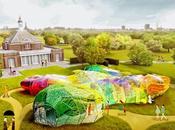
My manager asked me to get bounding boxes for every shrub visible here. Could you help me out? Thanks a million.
[70,57,80,64]
[97,60,109,67]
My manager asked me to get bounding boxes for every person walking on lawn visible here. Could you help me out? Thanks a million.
[155,104,161,120]
[161,104,168,120]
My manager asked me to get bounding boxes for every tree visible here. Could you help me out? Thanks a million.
[145,39,162,52]
[161,36,175,52]
[128,43,153,66]
[0,32,10,39]
[69,33,86,63]
[96,33,112,53]
[142,33,154,42]
[130,32,143,39]
[69,33,85,54]
[172,49,175,62]
[111,34,133,50]
[43,32,58,46]
[84,37,107,64]
[0,53,3,69]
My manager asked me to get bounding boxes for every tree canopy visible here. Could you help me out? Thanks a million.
[84,37,107,64]
[43,32,60,46]
[128,43,153,66]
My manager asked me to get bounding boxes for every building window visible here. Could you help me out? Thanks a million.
[22,56,28,66]
[25,43,31,49]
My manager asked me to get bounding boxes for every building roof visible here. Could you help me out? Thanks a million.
[5,30,42,44]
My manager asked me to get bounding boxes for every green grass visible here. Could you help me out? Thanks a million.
[20,66,72,77]
[20,111,131,130]
[147,122,175,130]
[108,49,173,61]
[0,76,25,95]
[107,50,130,60]
[152,51,173,61]
[110,87,175,115]
[0,100,13,130]
[11,91,34,107]
[55,45,75,60]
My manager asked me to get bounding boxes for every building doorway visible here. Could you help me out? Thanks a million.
[3,110,15,130]
[56,54,60,62]
[8,58,15,68]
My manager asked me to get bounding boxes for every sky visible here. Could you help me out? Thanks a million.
[0,0,175,29]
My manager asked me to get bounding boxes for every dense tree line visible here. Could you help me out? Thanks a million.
[2,30,175,66]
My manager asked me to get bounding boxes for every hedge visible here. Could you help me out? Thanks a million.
[105,58,119,65]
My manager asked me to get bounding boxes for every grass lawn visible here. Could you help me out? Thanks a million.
[147,122,175,130]
[55,45,75,60]
[152,51,173,61]
[11,91,34,107]
[107,50,130,61]
[0,76,24,95]
[110,87,175,115]
[20,66,72,77]
[0,100,13,130]
[20,111,131,130]
[108,50,173,61]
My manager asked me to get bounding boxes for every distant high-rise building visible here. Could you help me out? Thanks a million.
[121,25,126,30]
[144,24,150,30]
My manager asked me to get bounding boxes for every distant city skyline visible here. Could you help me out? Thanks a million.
[1,0,175,29]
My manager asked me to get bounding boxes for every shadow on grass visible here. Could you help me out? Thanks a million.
[20,110,132,130]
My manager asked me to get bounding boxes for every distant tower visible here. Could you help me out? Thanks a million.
[18,16,23,30]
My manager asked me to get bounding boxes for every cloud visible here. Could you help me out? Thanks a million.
[0,0,175,29]
[158,9,175,28]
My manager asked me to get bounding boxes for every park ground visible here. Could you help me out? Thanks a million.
[0,45,175,130]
